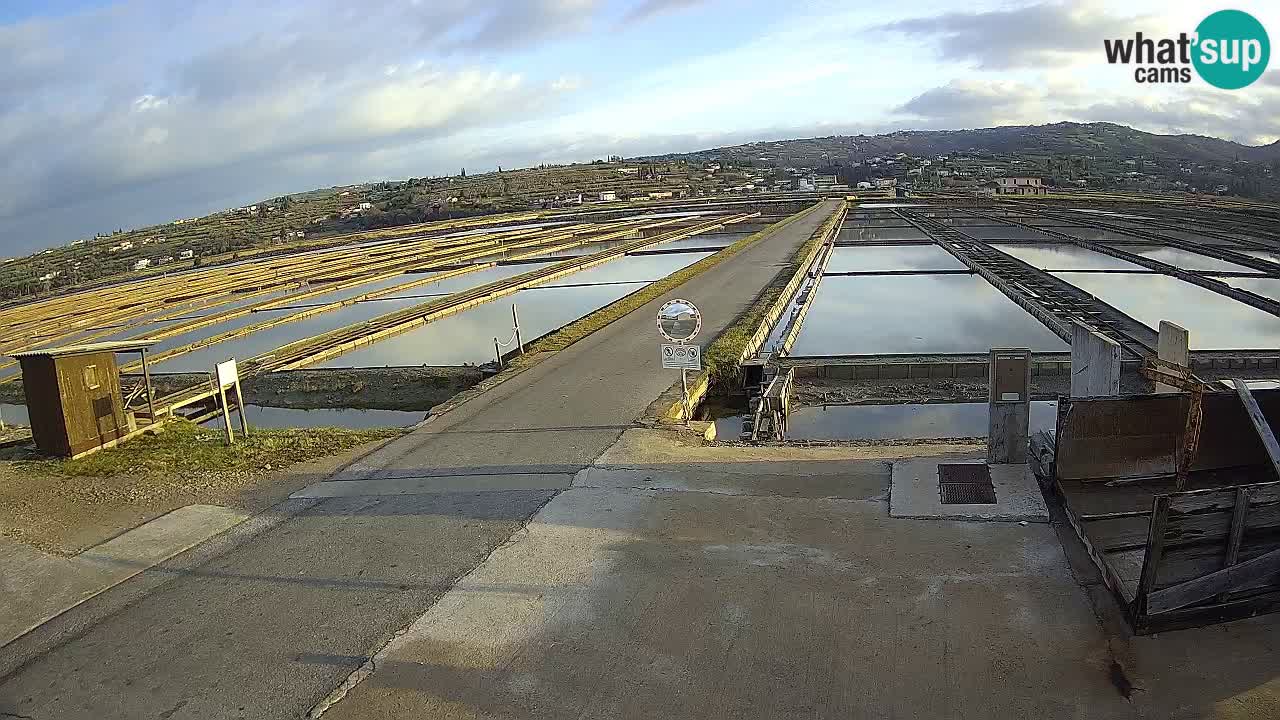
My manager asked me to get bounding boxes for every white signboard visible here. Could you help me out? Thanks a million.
[215,358,239,389]
[661,343,701,371]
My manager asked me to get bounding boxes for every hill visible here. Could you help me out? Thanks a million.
[639,122,1280,167]
[637,121,1280,198]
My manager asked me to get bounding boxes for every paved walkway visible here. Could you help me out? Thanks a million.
[0,200,840,720]
[324,429,1280,720]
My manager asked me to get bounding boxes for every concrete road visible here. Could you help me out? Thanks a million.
[323,430,1280,720]
[341,199,838,478]
[0,201,839,720]
[323,450,1125,719]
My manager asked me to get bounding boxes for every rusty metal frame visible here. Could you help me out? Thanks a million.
[1139,356,1211,491]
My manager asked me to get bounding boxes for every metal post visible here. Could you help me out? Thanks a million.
[208,373,233,444]
[680,368,689,424]
[140,348,157,423]
[494,338,504,369]
[233,379,250,437]
[512,303,524,354]
[219,383,235,444]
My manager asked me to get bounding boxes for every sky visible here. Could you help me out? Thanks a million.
[2,0,1279,255]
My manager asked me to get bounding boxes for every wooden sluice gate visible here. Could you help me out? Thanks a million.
[1037,357,1280,633]
[742,368,793,442]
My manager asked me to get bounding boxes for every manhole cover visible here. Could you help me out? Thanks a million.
[938,463,997,505]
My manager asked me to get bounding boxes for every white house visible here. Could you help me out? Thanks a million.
[133,258,151,270]
[994,177,1047,195]
[599,190,617,202]
[178,249,195,260]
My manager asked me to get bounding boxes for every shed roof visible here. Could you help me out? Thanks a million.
[9,340,159,360]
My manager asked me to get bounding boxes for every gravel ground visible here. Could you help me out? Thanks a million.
[0,423,401,555]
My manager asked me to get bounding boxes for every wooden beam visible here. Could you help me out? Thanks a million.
[1224,487,1250,568]
[1232,378,1280,480]
[1148,545,1280,614]
[1135,495,1171,617]
[1218,486,1251,603]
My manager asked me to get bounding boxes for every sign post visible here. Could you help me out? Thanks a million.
[214,359,249,444]
[513,303,524,355]
[657,299,703,423]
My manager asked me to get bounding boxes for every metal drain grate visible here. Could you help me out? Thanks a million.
[938,463,997,505]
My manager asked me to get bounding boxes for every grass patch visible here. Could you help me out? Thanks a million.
[520,204,818,362]
[12,420,402,479]
[0,420,405,553]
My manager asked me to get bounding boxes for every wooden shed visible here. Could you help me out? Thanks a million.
[10,340,158,458]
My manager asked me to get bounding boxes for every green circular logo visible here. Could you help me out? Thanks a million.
[1193,10,1270,89]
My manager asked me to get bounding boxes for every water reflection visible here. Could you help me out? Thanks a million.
[643,236,734,251]
[1107,245,1263,274]
[962,226,1057,241]
[1240,249,1280,265]
[1054,272,1280,350]
[989,243,1143,271]
[1048,227,1131,242]
[837,227,929,242]
[1222,277,1280,304]
[1152,229,1244,247]
[319,252,713,367]
[0,403,28,426]
[151,265,529,372]
[791,274,1067,355]
[825,245,964,273]
[785,401,1059,441]
[1067,208,1151,220]
[519,240,630,261]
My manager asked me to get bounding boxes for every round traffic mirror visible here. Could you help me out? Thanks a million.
[657,298,701,342]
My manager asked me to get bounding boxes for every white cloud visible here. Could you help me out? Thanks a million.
[878,1,1161,69]
[895,74,1280,145]
[2,0,1277,255]
[895,79,1047,128]
[550,75,583,92]
[621,0,704,24]
[0,0,597,251]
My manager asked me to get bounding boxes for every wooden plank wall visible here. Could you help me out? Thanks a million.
[1138,483,1280,617]
[1056,392,1280,481]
